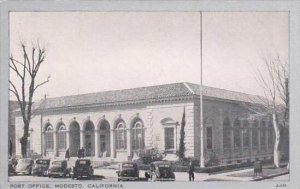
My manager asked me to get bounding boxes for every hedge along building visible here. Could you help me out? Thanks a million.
[14,82,275,165]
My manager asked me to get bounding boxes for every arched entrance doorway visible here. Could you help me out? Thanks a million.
[69,121,80,157]
[84,121,95,157]
[98,120,111,157]
[44,123,54,156]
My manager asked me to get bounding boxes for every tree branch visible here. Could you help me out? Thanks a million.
[34,76,50,92]
[9,57,25,78]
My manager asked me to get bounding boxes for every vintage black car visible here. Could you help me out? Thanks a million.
[32,159,50,176]
[147,161,175,181]
[72,159,94,179]
[14,158,34,175]
[116,162,139,181]
[8,158,17,176]
[48,160,71,178]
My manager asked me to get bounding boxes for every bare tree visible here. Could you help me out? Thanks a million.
[9,42,50,158]
[247,54,288,167]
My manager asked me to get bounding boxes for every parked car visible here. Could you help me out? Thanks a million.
[8,158,17,176]
[116,162,139,181]
[48,160,71,178]
[32,159,50,176]
[147,161,175,181]
[14,158,34,175]
[72,159,94,179]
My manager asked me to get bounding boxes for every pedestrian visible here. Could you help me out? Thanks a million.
[188,159,195,181]
[254,160,262,177]
[81,147,85,158]
[65,148,70,160]
[145,171,150,181]
[77,148,81,158]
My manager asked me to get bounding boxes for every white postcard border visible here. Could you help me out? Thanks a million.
[1,1,299,189]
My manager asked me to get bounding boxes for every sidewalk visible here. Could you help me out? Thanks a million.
[221,166,289,181]
[94,166,289,182]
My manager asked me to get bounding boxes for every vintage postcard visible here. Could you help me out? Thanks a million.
[0,1,299,189]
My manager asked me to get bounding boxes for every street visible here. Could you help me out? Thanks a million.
[9,168,290,182]
[269,174,289,181]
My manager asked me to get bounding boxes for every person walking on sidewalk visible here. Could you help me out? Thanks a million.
[188,160,195,181]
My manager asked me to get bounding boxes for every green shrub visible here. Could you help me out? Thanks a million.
[205,151,220,167]
[139,148,164,164]
[174,157,200,167]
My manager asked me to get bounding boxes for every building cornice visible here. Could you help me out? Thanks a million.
[24,95,196,115]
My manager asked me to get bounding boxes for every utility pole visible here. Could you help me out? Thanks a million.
[199,11,205,168]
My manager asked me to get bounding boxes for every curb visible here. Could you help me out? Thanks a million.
[251,171,289,181]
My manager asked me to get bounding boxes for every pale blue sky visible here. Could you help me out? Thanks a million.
[9,12,288,100]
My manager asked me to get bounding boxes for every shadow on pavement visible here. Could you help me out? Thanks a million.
[73,175,106,180]
[203,178,229,181]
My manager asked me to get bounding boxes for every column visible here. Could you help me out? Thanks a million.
[249,121,253,158]
[241,124,244,155]
[66,131,70,151]
[95,130,99,158]
[219,110,223,155]
[53,132,57,157]
[175,124,178,152]
[80,130,84,148]
[258,122,261,153]
[110,129,115,158]
[231,122,234,155]
[265,127,270,152]
[127,128,132,158]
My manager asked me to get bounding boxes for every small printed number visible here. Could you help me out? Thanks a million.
[276,184,287,188]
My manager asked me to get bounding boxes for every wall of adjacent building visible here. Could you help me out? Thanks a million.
[201,97,274,165]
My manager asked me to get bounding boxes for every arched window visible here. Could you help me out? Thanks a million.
[242,120,250,147]
[233,119,241,148]
[252,120,259,148]
[132,121,145,151]
[115,121,127,150]
[98,120,111,157]
[45,125,54,150]
[69,121,80,157]
[57,124,66,150]
[223,117,231,150]
[85,123,94,132]
[260,121,266,147]
[84,121,95,157]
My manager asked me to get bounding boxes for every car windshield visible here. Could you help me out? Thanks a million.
[122,163,134,168]
[158,164,170,168]
[76,160,90,165]
[52,161,63,166]
[18,159,31,164]
[36,160,49,165]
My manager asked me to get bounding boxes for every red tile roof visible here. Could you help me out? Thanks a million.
[31,82,264,110]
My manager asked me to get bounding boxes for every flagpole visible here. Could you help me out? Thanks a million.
[200,11,205,168]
